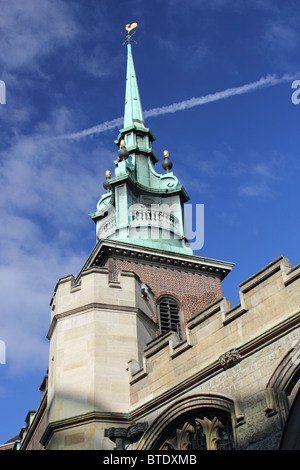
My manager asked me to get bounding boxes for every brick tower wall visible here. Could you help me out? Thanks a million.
[105,257,223,330]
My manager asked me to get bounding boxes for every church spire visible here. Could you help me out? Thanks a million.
[124,42,145,129]
[90,25,193,256]
[115,24,157,163]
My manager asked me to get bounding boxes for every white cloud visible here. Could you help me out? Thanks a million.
[238,158,281,198]
[154,34,209,71]
[0,0,79,72]
[0,0,125,86]
[0,240,86,374]
[264,21,299,50]
[183,146,283,200]
[1,114,91,218]
[154,36,178,55]
[238,183,271,198]
[143,74,296,117]
[195,150,230,178]
[75,42,124,79]
[52,72,298,141]
[50,117,124,141]
[252,163,277,179]
[0,104,115,374]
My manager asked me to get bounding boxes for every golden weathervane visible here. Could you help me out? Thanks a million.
[122,22,138,45]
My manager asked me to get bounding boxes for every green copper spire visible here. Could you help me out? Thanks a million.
[90,26,193,256]
[115,34,158,164]
[124,43,145,129]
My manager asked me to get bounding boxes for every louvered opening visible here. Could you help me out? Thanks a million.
[158,298,182,338]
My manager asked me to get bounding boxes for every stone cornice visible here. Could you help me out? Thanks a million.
[40,411,130,448]
[47,301,158,340]
[75,239,234,284]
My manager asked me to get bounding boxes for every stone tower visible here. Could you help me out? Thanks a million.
[41,38,233,449]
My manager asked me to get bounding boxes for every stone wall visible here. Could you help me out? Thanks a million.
[17,255,300,450]
[127,256,300,450]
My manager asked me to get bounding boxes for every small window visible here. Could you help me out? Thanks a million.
[158,297,182,338]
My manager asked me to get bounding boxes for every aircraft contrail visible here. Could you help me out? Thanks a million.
[51,73,297,141]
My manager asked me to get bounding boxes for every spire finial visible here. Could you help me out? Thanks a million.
[103,170,111,192]
[122,22,138,45]
[118,139,129,161]
[162,150,173,173]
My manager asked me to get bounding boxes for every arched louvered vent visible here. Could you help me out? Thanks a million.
[158,297,182,338]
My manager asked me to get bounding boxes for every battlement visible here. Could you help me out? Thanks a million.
[46,266,159,429]
[127,256,300,410]
[49,266,156,332]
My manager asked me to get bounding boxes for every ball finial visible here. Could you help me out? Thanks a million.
[118,139,129,161]
[162,149,173,173]
[103,170,111,192]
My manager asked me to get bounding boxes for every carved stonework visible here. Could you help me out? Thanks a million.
[219,348,242,370]
[176,422,195,450]
[104,427,127,450]
[104,422,148,450]
[159,415,233,450]
[198,416,223,450]
[127,422,148,441]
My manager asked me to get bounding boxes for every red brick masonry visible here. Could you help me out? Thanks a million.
[105,257,223,330]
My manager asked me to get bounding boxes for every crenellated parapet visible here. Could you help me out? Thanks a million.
[49,266,156,329]
[127,256,300,410]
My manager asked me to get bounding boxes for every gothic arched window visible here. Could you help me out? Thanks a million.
[158,297,182,338]
[158,412,234,450]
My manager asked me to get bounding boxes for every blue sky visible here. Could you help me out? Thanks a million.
[0,0,299,445]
